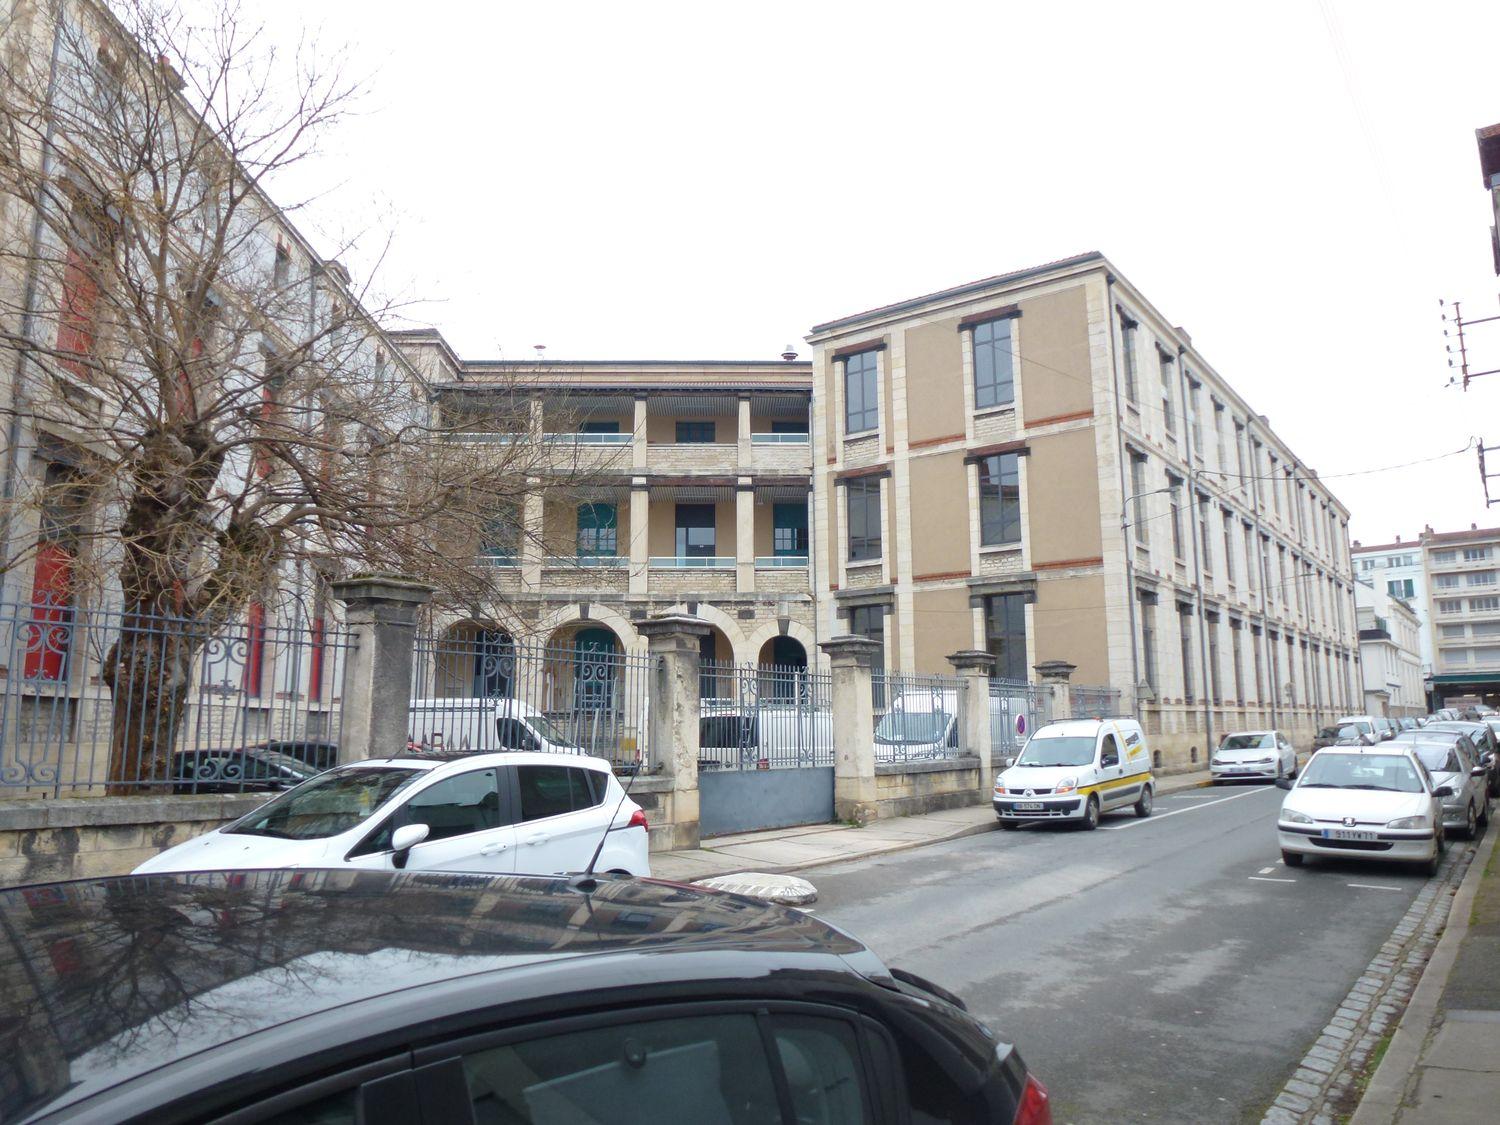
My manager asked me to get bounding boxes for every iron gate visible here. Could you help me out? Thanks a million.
[697,660,834,837]
[989,679,1053,764]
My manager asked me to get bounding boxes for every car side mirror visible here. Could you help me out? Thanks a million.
[390,822,430,868]
[1473,765,1489,778]
[1274,777,1293,790]
[1101,754,1119,768]
[1004,757,1016,769]
[1433,785,1454,798]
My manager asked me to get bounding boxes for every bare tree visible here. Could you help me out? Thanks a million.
[0,0,612,790]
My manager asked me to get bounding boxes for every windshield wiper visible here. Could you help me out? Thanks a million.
[1297,782,1339,788]
[228,826,292,838]
[1345,784,1401,791]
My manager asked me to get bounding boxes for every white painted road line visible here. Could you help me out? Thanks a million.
[1347,883,1403,891]
[1258,866,1278,874]
[1100,786,1266,830]
[1249,876,1297,883]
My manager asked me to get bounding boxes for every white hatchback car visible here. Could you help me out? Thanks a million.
[134,751,651,878]
[1211,730,1297,783]
[1275,747,1452,875]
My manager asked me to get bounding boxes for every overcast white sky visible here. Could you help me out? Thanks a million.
[242,0,1500,545]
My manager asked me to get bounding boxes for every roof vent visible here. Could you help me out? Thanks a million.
[781,344,798,362]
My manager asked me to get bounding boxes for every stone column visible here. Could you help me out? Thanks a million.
[629,480,649,595]
[737,394,752,469]
[949,650,996,795]
[638,614,711,850]
[736,481,756,594]
[632,394,649,471]
[1034,658,1076,722]
[521,479,544,589]
[820,635,882,826]
[332,576,434,763]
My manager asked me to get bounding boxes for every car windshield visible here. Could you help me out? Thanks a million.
[1408,745,1460,774]
[257,749,320,774]
[875,710,953,745]
[1297,753,1424,793]
[504,710,579,748]
[1015,735,1096,767]
[1221,734,1272,750]
[225,766,422,840]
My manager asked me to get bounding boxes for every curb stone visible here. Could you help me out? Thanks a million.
[1256,839,1477,1125]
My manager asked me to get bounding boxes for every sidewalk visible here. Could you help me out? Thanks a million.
[1352,817,1500,1123]
[650,767,1212,884]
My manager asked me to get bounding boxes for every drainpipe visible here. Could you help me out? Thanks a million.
[1104,277,1141,703]
[0,1,70,596]
[1246,423,1276,730]
[1176,346,1213,758]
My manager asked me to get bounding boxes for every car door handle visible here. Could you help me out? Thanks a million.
[479,842,505,856]
[522,832,546,845]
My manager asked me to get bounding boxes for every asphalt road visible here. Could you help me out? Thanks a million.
[809,784,1440,1124]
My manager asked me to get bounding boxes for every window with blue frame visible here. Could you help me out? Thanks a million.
[576,503,617,557]
[972,317,1015,410]
[843,350,879,434]
[773,503,808,557]
[479,510,519,564]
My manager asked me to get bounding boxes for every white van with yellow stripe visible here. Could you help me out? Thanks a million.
[993,718,1154,830]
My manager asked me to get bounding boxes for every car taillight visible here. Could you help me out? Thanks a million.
[627,809,648,830]
[1014,1074,1051,1125]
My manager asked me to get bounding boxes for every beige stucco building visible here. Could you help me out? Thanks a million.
[806,252,1361,765]
[1423,524,1500,708]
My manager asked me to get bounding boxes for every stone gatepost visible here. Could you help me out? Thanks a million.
[820,635,882,826]
[1034,659,1077,723]
[638,613,712,850]
[949,650,996,798]
[331,575,434,763]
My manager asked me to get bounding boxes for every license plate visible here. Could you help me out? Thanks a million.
[1016,802,1043,811]
[1322,828,1377,842]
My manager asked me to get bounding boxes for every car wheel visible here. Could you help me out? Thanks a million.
[1422,835,1443,877]
[1464,803,1478,841]
[1281,850,1304,867]
[998,819,1020,830]
[1134,785,1153,818]
[1081,795,1100,831]
[1480,801,1491,830]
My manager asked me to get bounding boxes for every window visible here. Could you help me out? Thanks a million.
[1476,621,1500,635]
[771,419,809,435]
[1167,474,1185,560]
[577,503,618,557]
[675,420,715,443]
[1197,494,1212,570]
[1433,549,1457,564]
[517,765,600,821]
[1359,558,1378,572]
[1222,510,1235,584]
[1469,570,1497,587]
[1207,620,1221,703]
[1388,578,1415,599]
[1140,596,1157,690]
[846,478,882,562]
[849,605,886,702]
[480,509,520,565]
[1159,348,1176,437]
[392,768,502,843]
[1472,596,1500,612]
[579,420,621,434]
[1234,422,1248,486]
[1440,599,1464,615]
[978,452,1021,546]
[272,242,290,289]
[1129,452,1149,545]
[1119,311,1139,404]
[1465,547,1493,562]
[772,502,808,557]
[1443,624,1471,638]
[1187,379,1203,455]
[456,1013,785,1123]
[985,594,1028,681]
[1435,573,1460,590]
[1179,605,1196,703]
[972,317,1014,409]
[771,1015,871,1123]
[843,350,879,434]
[1231,622,1245,703]
[1243,525,1256,593]
[674,504,716,558]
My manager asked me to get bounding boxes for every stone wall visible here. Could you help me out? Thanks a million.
[873,757,984,819]
[0,794,264,886]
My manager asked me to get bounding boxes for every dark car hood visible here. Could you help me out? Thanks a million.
[0,870,864,1121]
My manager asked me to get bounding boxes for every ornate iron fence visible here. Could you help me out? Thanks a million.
[989,679,1054,763]
[410,632,654,771]
[0,598,354,796]
[698,659,833,770]
[872,670,971,763]
[1068,684,1122,719]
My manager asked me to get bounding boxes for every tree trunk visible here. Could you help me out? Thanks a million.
[102,612,200,794]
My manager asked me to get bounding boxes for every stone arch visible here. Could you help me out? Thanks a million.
[421,618,514,698]
[744,617,819,668]
[532,602,641,654]
[659,601,754,665]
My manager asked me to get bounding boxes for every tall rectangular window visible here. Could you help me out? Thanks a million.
[1244,525,1256,594]
[1214,402,1227,470]
[846,478,882,562]
[674,504,715,558]
[1222,509,1235,584]
[1252,629,1265,705]
[273,242,291,289]
[577,502,618,557]
[1179,605,1195,703]
[772,502,808,557]
[1197,494,1212,570]
[1388,578,1414,599]
[843,350,879,434]
[675,421,715,443]
[1129,452,1149,545]
[850,605,886,703]
[1231,622,1245,703]
[1140,596,1157,691]
[1207,619,1221,703]
[479,507,520,564]
[1159,348,1176,437]
[972,317,1014,410]
[1167,474,1185,560]
[985,595,1028,681]
[1119,312,1139,405]
[1187,378,1203,455]
[978,452,1021,546]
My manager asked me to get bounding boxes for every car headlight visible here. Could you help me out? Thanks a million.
[1280,809,1315,825]
[1387,815,1429,830]
[1254,756,1275,763]
[1054,776,1078,794]
[1211,758,1225,766]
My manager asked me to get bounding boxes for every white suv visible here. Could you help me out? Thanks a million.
[134,752,650,878]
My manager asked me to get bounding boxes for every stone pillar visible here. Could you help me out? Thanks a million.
[638,614,711,850]
[820,635,882,825]
[1034,659,1076,722]
[521,480,544,589]
[735,481,755,594]
[632,394,649,471]
[629,480,649,595]
[949,650,996,794]
[737,394,752,469]
[332,576,434,763]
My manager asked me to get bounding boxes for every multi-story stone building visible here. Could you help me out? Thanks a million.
[805,252,1360,765]
[393,331,817,670]
[1478,122,1500,274]
[1351,538,1433,676]
[1422,523,1500,708]
[1354,578,1424,718]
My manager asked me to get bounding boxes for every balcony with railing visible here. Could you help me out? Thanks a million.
[749,431,812,475]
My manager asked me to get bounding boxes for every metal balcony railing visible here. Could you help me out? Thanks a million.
[542,555,628,568]
[750,432,810,444]
[755,555,809,568]
[650,556,735,569]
